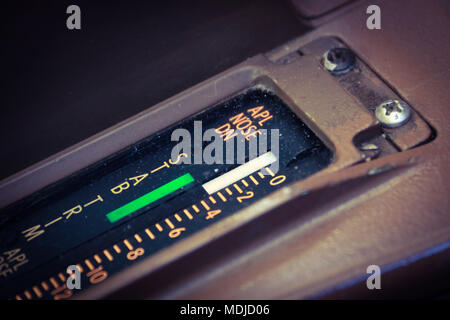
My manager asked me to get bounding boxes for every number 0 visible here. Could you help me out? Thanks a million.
[270,175,286,186]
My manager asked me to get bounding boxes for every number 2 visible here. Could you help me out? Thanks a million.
[237,191,254,203]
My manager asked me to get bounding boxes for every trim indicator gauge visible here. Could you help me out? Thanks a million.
[0,88,332,300]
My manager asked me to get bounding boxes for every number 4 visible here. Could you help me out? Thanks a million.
[205,209,221,220]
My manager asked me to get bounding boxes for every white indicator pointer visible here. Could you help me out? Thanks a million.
[202,151,277,194]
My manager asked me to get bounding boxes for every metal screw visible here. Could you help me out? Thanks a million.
[375,99,411,128]
[323,47,356,75]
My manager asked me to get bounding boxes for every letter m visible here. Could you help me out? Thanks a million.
[22,225,45,241]
[224,305,234,314]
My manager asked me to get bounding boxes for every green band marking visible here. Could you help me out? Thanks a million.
[106,173,194,223]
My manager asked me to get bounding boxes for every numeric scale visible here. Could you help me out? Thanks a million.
[0,89,331,300]
[0,37,431,300]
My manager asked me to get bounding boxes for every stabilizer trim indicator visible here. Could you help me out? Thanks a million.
[0,88,333,300]
[106,173,195,223]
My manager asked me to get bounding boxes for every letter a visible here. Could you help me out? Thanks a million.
[366,5,381,30]
[66,5,81,30]
[366,265,381,289]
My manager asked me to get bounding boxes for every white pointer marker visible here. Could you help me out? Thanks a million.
[202,151,277,195]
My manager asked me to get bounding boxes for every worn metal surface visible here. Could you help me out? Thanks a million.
[145,0,449,299]
[84,0,449,299]
[2,0,449,299]
[100,0,448,299]
[289,0,360,26]
[290,0,352,19]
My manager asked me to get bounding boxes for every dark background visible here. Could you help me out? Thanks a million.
[1,0,310,181]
